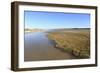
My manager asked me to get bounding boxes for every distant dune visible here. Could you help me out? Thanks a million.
[48,28,90,31]
[25,28,44,33]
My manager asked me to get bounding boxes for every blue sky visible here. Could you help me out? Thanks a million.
[24,11,90,29]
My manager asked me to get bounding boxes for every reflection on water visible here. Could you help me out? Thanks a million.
[24,32,75,61]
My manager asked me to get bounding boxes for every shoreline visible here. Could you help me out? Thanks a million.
[48,39,76,57]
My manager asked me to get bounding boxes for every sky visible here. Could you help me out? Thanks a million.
[24,11,90,29]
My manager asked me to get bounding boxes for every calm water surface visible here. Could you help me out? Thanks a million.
[24,32,75,61]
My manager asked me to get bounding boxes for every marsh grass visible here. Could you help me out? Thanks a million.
[47,29,90,58]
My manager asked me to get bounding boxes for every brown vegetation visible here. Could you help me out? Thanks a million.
[47,29,90,58]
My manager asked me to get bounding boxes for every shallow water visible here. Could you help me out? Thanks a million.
[24,32,75,61]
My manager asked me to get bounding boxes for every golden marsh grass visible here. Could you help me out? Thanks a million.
[47,29,90,58]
